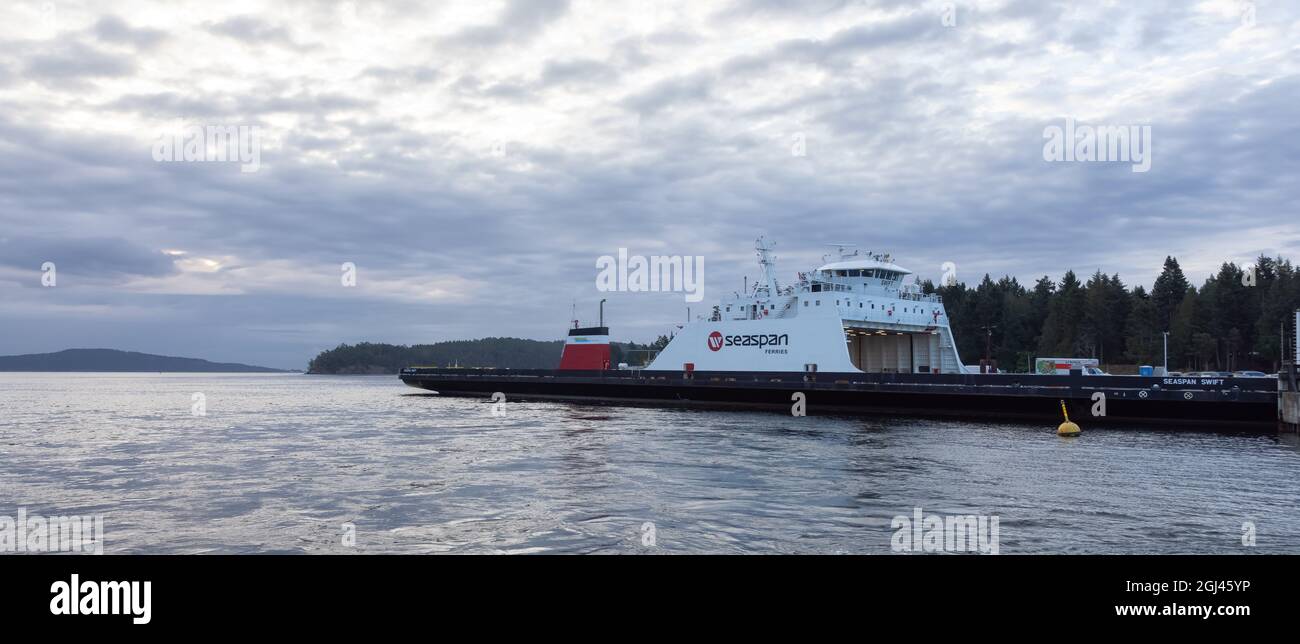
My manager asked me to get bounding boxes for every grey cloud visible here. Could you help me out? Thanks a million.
[104,89,374,120]
[775,12,944,62]
[539,59,618,87]
[22,41,135,85]
[356,65,441,87]
[440,0,570,49]
[0,2,1296,369]
[621,72,714,114]
[104,92,236,121]
[713,0,872,22]
[0,236,176,282]
[205,15,315,51]
[92,15,168,49]
[449,59,619,102]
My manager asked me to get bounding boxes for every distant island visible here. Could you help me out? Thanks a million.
[308,338,564,374]
[307,336,672,374]
[0,349,287,373]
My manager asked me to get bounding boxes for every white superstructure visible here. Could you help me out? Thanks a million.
[648,237,969,374]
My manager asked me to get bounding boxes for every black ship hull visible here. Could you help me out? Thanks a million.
[399,368,1278,429]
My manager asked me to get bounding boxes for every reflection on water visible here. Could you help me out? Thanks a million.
[1,373,1297,554]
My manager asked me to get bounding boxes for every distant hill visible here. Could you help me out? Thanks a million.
[0,349,286,372]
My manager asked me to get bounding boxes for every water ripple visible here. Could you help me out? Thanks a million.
[1,373,1297,554]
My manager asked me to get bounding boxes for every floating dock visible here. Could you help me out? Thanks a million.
[400,368,1279,429]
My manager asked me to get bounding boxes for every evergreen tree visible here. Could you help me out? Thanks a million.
[1039,271,1085,355]
[1081,271,1129,362]
[1027,276,1054,350]
[1169,288,1201,369]
[1255,258,1298,369]
[1123,286,1160,364]
[1150,256,1189,332]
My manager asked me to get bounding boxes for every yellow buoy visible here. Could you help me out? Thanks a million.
[1057,400,1081,436]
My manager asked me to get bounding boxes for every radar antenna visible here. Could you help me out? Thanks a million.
[822,242,857,263]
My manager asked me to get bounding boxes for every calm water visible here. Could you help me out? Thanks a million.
[1,373,1297,554]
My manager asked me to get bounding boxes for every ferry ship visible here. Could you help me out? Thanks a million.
[645,238,967,375]
[400,238,1279,428]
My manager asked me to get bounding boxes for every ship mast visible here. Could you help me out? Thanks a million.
[754,236,779,299]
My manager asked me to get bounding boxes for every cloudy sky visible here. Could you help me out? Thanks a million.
[0,0,1296,369]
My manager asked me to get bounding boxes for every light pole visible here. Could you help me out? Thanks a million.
[979,325,996,373]
[599,299,606,328]
[980,325,996,361]
[1162,331,1169,373]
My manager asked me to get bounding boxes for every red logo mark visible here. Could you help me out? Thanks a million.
[707,331,723,351]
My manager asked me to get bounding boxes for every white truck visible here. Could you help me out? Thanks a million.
[1035,357,1106,376]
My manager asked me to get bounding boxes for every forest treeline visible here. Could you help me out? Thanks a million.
[308,255,1300,374]
[307,337,671,373]
[927,255,1299,372]
[307,338,565,373]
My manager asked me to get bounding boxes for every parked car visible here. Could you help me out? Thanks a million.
[1233,371,1270,378]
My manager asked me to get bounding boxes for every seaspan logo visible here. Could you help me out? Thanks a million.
[707,331,789,351]
[707,331,724,351]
